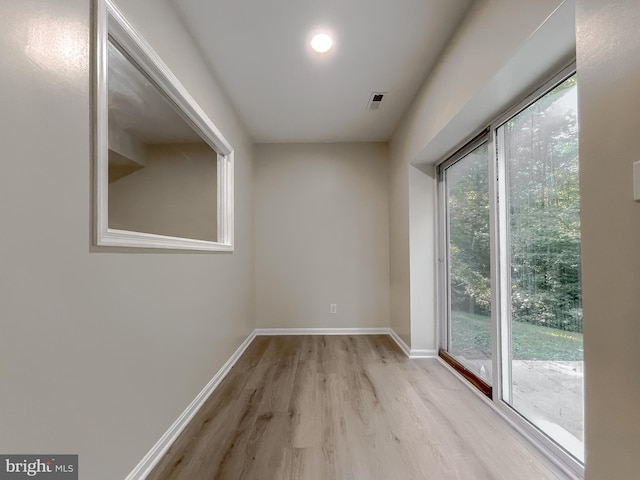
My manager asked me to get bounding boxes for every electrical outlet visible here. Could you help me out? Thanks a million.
[330,304,337,314]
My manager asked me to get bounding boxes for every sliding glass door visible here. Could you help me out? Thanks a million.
[441,142,492,385]
[497,74,583,461]
[439,68,583,469]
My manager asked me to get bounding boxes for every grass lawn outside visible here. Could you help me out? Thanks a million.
[450,311,583,361]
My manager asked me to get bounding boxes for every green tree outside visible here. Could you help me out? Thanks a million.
[447,76,581,336]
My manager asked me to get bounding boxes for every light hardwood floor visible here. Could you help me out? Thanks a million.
[147,335,564,479]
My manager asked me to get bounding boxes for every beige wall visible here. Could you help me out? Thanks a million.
[389,0,571,349]
[389,145,412,345]
[254,143,390,330]
[0,1,254,479]
[576,0,640,477]
[109,143,218,241]
[7,0,637,478]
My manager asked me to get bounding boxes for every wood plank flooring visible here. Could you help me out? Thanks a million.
[147,335,564,479]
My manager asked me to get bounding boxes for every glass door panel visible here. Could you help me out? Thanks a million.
[444,142,492,383]
[497,75,583,461]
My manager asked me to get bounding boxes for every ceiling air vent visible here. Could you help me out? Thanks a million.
[367,92,387,110]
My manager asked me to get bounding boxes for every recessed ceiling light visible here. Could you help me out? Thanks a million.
[310,33,333,53]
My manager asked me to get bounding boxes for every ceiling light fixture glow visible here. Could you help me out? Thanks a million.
[310,33,333,53]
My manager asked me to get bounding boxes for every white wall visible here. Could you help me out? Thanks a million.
[408,165,437,354]
[389,0,572,349]
[0,1,254,479]
[576,0,640,477]
[255,143,390,330]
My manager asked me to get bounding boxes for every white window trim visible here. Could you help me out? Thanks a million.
[93,0,234,252]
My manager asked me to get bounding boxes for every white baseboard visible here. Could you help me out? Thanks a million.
[388,328,411,356]
[409,349,437,358]
[254,327,390,336]
[124,330,257,480]
[387,329,436,358]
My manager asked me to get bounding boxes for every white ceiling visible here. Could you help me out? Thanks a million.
[171,0,474,143]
